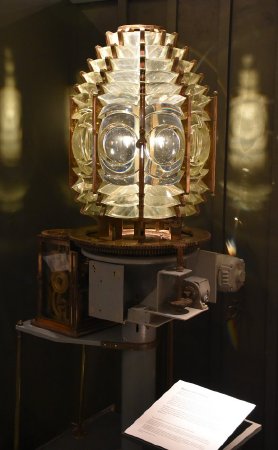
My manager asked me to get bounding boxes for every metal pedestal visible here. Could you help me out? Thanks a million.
[14,320,157,450]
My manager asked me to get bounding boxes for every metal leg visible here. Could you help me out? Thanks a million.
[14,322,23,450]
[72,344,86,438]
[167,320,174,388]
[120,324,157,450]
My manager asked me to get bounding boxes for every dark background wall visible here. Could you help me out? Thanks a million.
[0,0,277,448]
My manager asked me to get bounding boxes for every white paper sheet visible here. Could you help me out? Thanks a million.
[124,380,255,450]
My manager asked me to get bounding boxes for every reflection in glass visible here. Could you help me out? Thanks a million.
[0,48,27,212]
[226,55,270,250]
[0,49,22,166]
[229,55,268,174]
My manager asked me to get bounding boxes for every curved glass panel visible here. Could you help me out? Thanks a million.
[102,193,139,207]
[144,205,176,219]
[179,204,197,216]
[146,94,186,106]
[145,45,169,59]
[111,58,139,71]
[145,104,183,117]
[72,176,92,194]
[81,202,102,216]
[99,104,139,119]
[87,58,107,72]
[145,184,184,196]
[190,115,210,176]
[72,112,93,164]
[106,71,139,83]
[97,46,113,58]
[76,192,98,203]
[106,205,139,218]
[116,46,139,59]
[98,93,139,106]
[72,163,92,177]
[103,82,139,96]
[145,59,173,72]
[144,193,180,207]
[146,71,178,83]
[146,83,181,96]
[98,183,139,195]
[100,112,137,130]
[99,169,139,185]
[144,170,184,186]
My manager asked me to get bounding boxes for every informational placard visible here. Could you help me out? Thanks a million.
[124,380,255,450]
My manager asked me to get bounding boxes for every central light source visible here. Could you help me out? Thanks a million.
[70,24,217,241]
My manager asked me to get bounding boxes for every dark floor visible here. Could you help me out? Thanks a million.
[37,409,120,450]
[36,407,260,450]
[36,408,153,450]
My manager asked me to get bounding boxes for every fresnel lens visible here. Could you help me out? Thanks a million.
[70,24,217,247]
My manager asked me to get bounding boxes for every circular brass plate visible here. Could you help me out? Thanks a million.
[69,226,211,256]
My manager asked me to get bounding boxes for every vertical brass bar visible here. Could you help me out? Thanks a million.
[14,325,22,450]
[138,29,146,242]
[92,95,98,194]
[110,44,118,59]
[160,30,166,45]
[166,44,174,59]
[117,30,124,45]
[172,32,178,47]
[171,57,180,73]
[69,97,76,187]
[182,46,189,60]
[209,92,218,193]
[185,95,192,194]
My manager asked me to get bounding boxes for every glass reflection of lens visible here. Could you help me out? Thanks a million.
[103,127,136,164]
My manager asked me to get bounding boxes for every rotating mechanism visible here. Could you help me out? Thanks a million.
[49,271,70,322]
[69,225,211,256]
[167,277,210,314]
[50,271,69,294]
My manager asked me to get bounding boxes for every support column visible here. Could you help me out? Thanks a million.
[121,324,156,450]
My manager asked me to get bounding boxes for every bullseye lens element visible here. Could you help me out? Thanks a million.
[152,128,181,164]
[103,127,136,164]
